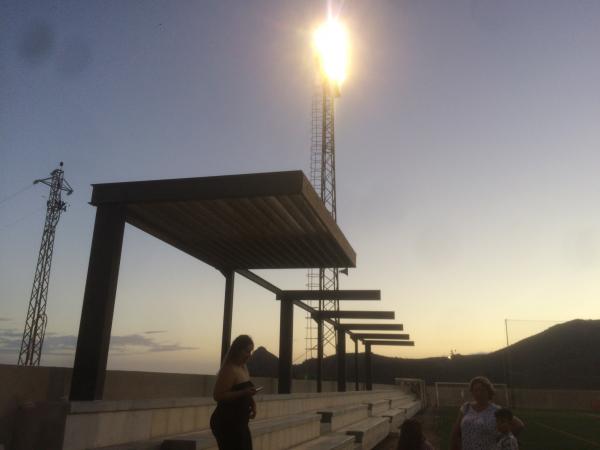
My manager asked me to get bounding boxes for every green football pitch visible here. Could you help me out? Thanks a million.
[434,407,600,450]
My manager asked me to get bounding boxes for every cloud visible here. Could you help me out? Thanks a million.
[43,334,77,355]
[0,329,22,354]
[147,343,197,353]
[0,317,11,322]
[0,329,196,357]
[109,334,196,354]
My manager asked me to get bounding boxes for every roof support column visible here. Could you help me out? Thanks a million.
[70,204,126,401]
[278,299,293,393]
[317,318,323,393]
[220,270,235,362]
[336,329,346,392]
[354,337,359,391]
[365,343,372,391]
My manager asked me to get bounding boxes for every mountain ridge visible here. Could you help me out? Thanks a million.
[247,319,600,389]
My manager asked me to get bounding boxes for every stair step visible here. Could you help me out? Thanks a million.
[289,433,356,450]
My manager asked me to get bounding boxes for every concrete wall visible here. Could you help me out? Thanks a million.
[1,364,390,450]
[427,384,600,411]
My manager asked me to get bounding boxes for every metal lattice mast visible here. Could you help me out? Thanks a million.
[18,162,73,366]
[305,77,340,360]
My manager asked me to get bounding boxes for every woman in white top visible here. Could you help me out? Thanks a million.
[450,376,523,450]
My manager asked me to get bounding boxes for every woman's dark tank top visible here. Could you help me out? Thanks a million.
[212,380,254,427]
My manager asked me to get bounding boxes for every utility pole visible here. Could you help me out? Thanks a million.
[18,162,73,366]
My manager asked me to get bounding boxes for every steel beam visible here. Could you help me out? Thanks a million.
[361,340,415,346]
[351,333,410,340]
[278,299,294,394]
[312,311,394,320]
[338,323,403,331]
[277,290,380,301]
[336,329,346,392]
[365,343,372,391]
[220,270,235,362]
[70,204,126,401]
[317,318,323,393]
[353,337,359,391]
[236,269,281,295]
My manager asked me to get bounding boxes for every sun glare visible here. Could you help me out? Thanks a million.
[313,18,349,88]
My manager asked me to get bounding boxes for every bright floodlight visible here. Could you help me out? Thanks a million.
[313,18,349,88]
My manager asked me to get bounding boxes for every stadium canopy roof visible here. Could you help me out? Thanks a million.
[90,170,356,270]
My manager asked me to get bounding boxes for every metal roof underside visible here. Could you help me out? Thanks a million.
[91,170,356,270]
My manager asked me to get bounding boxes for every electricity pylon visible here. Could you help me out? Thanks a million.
[18,162,73,366]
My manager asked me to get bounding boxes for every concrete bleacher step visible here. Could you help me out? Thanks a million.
[92,390,414,450]
[366,399,390,417]
[379,408,407,432]
[403,400,422,418]
[317,404,370,433]
[289,433,356,450]
[388,394,413,409]
[162,412,321,450]
[160,430,215,450]
[100,442,163,450]
[339,417,390,450]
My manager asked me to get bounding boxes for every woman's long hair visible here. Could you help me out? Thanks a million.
[223,334,254,365]
[397,419,424,450]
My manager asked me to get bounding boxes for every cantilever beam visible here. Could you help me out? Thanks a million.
[276,290,381,301]
[338,323,403,331]
[310,312,395,392]
[241,270,388,395]
[361,340,415,346]
[312,311,394,320]
[351,333,410,340]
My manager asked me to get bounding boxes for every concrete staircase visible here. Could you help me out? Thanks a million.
[159,390,422,450]
[23,389,421,450]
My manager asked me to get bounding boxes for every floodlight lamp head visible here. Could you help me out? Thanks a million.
[313,17,349,92]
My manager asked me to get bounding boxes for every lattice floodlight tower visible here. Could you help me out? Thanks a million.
[18,162,73,366]
[306,15,350,360]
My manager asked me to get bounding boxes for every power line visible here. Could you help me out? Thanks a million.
[0,207,44,231]
[0,183,35,207]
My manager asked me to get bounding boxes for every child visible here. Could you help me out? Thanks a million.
[397,418,434,450]
[495,408,519,450]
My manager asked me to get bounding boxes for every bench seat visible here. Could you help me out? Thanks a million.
[162,412,321,450]
[317,404,370,433]
[366,399,390,417]
[338,417,390,450]
[403,400,422,418]
[387,394,413,409]
[379,408,407,432]
[289,433,356,450]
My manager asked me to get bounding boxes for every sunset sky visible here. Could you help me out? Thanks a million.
[1,1,600,375]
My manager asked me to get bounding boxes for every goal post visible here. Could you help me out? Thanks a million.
[434,381,510,408]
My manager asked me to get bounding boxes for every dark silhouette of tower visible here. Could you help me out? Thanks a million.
[18,162,73,366]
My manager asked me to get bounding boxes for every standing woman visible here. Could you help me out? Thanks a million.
[210,335,257,450]
[450,376,523,450]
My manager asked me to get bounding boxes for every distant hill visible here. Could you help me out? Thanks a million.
[247,346,279,377]
[248,319,600,389]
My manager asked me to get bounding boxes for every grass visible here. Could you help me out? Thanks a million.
[433,407,600,450]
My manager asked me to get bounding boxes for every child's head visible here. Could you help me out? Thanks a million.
[397,419,424,450]
[495,408,513,433]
